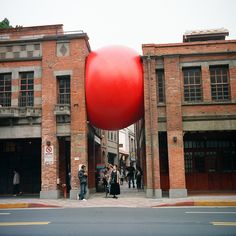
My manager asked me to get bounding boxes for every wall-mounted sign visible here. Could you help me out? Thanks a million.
[44,145,54,164]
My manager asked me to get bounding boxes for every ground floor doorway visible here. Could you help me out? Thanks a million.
[0,138,41,195]
[184,131,236,191]
[58,137,71,195]
[159,131,236,192]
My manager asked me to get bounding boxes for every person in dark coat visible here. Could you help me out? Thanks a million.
[78,164,88,201]
[109,165,120,199]
[135,166,143,190]
[126,164,136,188]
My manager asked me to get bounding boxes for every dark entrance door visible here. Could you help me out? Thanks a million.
[0,138,41,195]
[58,138,71,195]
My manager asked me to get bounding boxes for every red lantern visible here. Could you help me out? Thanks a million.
[86,45,144,130]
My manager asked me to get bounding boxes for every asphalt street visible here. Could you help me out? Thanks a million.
[0,207,236,236]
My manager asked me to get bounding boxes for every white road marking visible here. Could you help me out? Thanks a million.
[0,213,11,215]
[186,211,236,214]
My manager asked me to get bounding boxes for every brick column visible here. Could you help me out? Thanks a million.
[40,41,60,199]
[70,66,88,199]
[202,65,211,102]
[143,57,162,198]
[164,56,187,198]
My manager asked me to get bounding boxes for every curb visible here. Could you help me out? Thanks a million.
[153,200,236,207]
[0,203,60,209]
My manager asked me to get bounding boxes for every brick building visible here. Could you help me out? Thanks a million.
[0,24,105,199]
[137,29,236,198]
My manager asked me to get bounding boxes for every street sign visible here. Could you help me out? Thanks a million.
[44,145,54,164]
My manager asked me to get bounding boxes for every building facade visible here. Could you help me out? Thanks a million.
[137,29,236,198]
[0,25,103,199]
[119,125,136,168]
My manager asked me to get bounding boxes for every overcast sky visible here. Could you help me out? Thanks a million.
[1,0,236,53]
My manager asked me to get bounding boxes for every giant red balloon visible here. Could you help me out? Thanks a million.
[85,45,144,130]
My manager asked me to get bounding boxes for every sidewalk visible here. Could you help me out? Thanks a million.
[1,183,236,209]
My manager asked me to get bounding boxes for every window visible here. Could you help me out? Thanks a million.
[0,73,11,107]
[183,68,202,102]
[185,152,193,173]
[156,70,165,103]
[19,72,34,107]
[57,75,70,104]
[210,66,230,101]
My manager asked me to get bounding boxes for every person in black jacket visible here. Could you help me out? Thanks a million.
[127,164,135,188]
[109,165,120,199]
[135,166,143,190]
[78,164,88,201]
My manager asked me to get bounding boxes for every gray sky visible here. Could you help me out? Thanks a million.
[1,0,236,53]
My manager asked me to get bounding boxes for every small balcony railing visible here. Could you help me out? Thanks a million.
[54,104,70,116]
[0,106,41,118]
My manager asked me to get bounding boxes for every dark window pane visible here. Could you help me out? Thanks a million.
[156,70,165,103]
[57,75,71,104]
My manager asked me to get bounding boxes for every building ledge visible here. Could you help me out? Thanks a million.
[0,107,41,118]
[54,104,70,116]
[182,101,236,106]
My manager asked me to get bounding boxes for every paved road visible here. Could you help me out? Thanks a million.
[0,207,236,236]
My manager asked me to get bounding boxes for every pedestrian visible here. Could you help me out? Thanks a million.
[135,166,143,190]
[13,170,22,196]
[120,167,125,185]
[102,168,110,197]
[109,164,120,199]
[78,164,88,201]
[126,163,135,188]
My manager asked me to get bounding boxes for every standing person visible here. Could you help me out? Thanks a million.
[13,170,21,196]
[78,164,88,201]
[127,163,135,188]
[109,164,120,199]
[135,166,143,191]
[102,168,110,197]
[120,167,125,185]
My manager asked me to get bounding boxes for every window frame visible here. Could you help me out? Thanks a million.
[57,75,71,105]
[183,67,203,103]
[19,71,34,107]
[0,73,12,107]
[156,69,165,103]
[210,65,230,101]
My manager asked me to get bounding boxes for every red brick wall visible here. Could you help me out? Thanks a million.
[41,38,89,192]
[164,56,186,189]
[142,38,236,193]
[143,40,236,55]
[143,57,161,194]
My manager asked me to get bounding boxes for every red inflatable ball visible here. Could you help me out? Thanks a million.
[85,45,144,130]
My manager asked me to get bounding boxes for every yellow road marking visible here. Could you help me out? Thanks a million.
[211,222,236,226]
[0,222,50,226]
